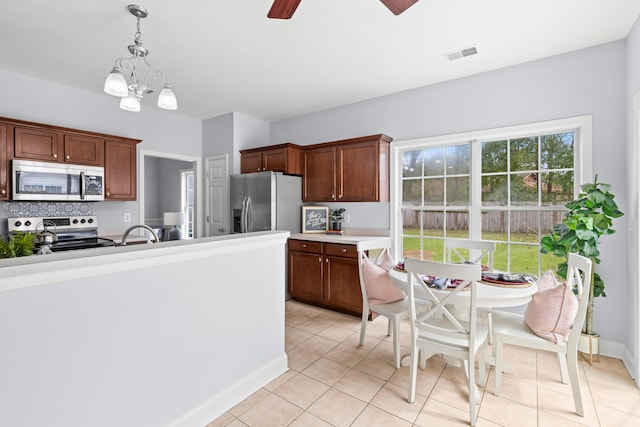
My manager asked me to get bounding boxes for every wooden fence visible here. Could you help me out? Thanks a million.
[401,209,566,233]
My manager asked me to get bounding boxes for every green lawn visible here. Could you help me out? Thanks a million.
[402,229,563,277]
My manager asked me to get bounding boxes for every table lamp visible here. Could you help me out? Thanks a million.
[162,211,185,241]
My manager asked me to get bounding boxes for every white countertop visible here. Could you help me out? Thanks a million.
[0,231,286,275]
[289,233,390,245]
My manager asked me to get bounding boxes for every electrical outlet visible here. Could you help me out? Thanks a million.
[344,213,350,223]
[124,213,131,223]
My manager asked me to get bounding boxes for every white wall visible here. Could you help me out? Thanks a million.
[270,41,630,354]
[0,232,288,427]
[626,15,640,380]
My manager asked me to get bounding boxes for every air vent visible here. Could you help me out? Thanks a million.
[444,46,478,61]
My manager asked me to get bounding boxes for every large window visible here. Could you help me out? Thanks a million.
[391,116,592,277]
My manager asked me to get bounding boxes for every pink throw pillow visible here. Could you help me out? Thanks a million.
[377,251,395,271]
[362,256,406,305]
[524,270,579,343]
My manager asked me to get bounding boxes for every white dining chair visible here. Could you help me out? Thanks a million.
[492,253,592,417]
[405,258,487,426]
[445,238,497,343]
[357,240,408,369]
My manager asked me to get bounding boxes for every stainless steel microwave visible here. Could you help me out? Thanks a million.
[12,159,105,201]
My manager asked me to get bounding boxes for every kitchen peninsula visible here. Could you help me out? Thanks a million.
[0,231,289,427]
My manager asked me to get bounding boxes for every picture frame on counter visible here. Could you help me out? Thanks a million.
[302,206,328,233]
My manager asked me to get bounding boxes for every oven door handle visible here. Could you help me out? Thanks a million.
[80,171,86,200]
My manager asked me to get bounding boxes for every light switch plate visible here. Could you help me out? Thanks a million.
[124,213,131,223]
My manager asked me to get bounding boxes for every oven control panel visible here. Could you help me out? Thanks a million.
[8,215,98,233]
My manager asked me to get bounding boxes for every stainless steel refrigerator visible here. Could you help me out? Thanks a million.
[230,171,302,234]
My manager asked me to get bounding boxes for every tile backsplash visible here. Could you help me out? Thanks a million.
[4,201,96,218]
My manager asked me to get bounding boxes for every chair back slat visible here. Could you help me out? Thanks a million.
[445,238,496,271]
[566,253,593,346]
[405,258,482,348]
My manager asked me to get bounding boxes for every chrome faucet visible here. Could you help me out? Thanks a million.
[121,224,159,246]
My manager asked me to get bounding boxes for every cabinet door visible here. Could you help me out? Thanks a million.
[323,255,363,315]
[289,250,324,304]
[14,127,61,162]
[64,134,104,166]
[337,140,380,202]
[303,145,336,201]
[0,124,7,200]
[262,148,287,172]
[241,151,263,173]
[105,139,137,200]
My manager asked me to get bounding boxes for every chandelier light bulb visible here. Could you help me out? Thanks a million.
[104,4,177,112]
[120,91,141,112]
[104,68,128,97]
[157,84,178,110]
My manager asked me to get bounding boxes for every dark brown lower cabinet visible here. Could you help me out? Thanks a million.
[288,239,363,317]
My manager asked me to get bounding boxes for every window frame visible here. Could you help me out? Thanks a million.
[390,115,593,266]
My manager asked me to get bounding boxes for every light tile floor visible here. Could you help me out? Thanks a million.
[207,300,640,426]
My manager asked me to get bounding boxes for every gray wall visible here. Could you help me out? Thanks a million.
[270,41,630,352]
[202,111,270,175]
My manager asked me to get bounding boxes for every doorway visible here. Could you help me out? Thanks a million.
[205,154,229,236]
[181,169,194,238]
[139,149,203,238]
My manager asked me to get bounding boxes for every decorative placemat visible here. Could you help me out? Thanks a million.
[480,272,536,288]
[422,276,471,291]
[479,279,533,288]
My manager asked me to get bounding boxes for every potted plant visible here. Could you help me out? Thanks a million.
[329,208,346,231]
[540,175,623,361]
[0,231,36,258]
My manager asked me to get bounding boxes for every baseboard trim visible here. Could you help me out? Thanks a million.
[166,353,289,427]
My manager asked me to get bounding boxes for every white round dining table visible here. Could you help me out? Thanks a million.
[388,268,538,309]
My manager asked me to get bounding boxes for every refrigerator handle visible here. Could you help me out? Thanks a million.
[241,196,247,233]
[246,196,253,232]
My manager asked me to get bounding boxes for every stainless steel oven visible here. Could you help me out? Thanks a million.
[12,159,105,201]
[8,215,115,253]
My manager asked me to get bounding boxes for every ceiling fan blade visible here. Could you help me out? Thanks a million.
[268,0,303,19]
[380,0,419,15]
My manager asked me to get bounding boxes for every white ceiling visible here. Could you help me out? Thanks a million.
[1,0,639,122]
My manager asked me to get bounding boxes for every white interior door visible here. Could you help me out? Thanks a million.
[206,154,229,236]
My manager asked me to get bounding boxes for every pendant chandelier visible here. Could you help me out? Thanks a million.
[103,4,177,112]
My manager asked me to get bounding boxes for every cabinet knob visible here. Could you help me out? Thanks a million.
[106,192,110,197]
[302,244,307,248]
[342,248,347,253]
[318,257,322,262]
[53,153,58,159]
[1,189,5,195]
[66,155,70,160]
[331,194,335,199]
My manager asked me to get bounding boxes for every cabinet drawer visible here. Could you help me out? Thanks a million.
[289,239,323,253]
[325,243,357,258]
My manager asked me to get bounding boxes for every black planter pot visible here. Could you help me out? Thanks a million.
[331,221,342,231]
